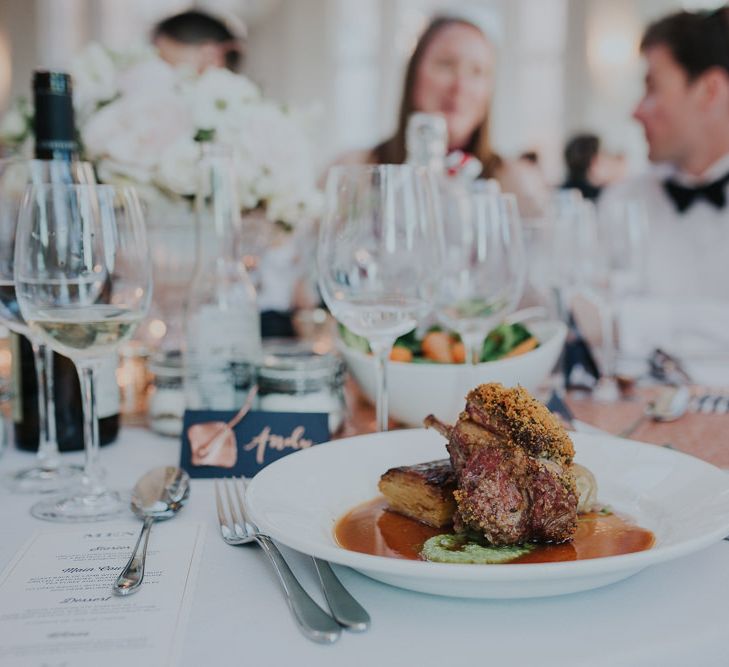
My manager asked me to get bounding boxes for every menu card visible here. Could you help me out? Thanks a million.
[0,522,204,667]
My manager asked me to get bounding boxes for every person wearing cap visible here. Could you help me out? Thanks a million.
[152,9,245,73]
[152,10,307,338]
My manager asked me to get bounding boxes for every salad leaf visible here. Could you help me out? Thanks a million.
[481,323,532,362]
[338,322,536,363]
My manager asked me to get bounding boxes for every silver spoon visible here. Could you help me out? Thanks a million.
[619,386,690,439]
[112,466,190,596]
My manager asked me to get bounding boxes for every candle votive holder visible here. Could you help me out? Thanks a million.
[257,340,346,435]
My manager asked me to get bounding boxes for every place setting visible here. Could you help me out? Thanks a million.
[2,3,729,666]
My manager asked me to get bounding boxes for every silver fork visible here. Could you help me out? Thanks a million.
[214,478,341,644]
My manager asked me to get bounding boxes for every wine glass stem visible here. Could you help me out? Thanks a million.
[30,340,59,470]
[76,361,105,495]
[600,299,617,379]
[461,333,483,366]
[553,286,570,391]
[369,340,394,432]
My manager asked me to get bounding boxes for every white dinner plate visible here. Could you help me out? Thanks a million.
[245,429,729,599]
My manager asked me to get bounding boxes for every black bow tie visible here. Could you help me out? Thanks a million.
[663,172,729,213]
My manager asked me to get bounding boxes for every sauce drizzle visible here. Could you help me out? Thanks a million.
[334,497,654,563]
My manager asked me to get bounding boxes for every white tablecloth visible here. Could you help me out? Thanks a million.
[1,427,728,667]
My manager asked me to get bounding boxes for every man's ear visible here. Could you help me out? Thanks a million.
[698,66,729,113]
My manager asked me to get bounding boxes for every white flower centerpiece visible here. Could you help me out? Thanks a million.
[1,44,321,349]
[2,42,321,232]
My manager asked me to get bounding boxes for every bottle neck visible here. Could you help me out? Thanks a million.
[33,71,78,161]
[34,147,77,161]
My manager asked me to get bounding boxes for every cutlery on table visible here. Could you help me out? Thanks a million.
[546,389,689,440]
[619,386,690,439]
[113,466,190,596]
[690,391,729,415]
[648,348,693,385]
[312,557,370,632]
[214,478,341,644]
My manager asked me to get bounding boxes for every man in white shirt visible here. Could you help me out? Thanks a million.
[600,8,729,378]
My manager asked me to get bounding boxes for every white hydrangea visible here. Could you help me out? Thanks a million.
[0,106,28,141]
[83,90,194,185]
[187,68,260,131]
[69,43,119,121]
[4,42,320,229]
[156,136,200,196]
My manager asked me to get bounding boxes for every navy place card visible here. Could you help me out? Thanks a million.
[179,410,330,478]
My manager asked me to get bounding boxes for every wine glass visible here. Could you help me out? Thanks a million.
[436,190,526,365]
[563,199,618,401]
[318,165,443,431]
[15,184,152,521]
[597,198,649,384]
[0,158,95,493]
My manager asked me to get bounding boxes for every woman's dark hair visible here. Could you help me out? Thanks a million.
[372,16,501,177]
[640,8,729,81]
[152,10,243,71]
[564,134,599,180]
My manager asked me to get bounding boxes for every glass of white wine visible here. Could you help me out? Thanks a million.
[0,158,95,493]
[318,165,444,431]
[14,184,152,521]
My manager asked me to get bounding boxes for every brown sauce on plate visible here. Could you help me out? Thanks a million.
[334,497,655,563]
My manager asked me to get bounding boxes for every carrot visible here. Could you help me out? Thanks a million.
[503,337,538,358]
[451,340,466,364]
[389,346,413,362]
[422,331,453,363]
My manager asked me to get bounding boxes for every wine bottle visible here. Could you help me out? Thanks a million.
[11,70,120,452]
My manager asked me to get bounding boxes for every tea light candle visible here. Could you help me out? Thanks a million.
[117,342,150,419]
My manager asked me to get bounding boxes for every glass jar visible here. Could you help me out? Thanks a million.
[147,350,185,437]
[257,341,346,435]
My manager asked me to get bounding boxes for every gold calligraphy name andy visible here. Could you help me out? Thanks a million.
[243,425,313,464]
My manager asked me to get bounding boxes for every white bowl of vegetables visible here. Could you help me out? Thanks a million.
[339,320,567,427]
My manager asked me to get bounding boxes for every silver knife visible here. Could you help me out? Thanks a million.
[313,558,370,632]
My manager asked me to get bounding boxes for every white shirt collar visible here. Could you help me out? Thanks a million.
[671,152,729,186]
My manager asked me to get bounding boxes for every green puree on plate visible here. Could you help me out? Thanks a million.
[421,534,535,564]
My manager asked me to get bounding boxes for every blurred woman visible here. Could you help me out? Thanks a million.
[335,15,548,215]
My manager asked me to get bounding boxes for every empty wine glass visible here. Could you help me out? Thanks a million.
[0,158,95,493]
[597,198,649,386]
[563,199,617,401]
[436,190,526,365]
[318,165,443,431]
[15,184,151,521]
